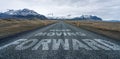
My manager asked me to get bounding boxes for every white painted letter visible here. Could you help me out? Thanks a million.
[15,39,38,50]
[52,39,69,50]
[94,39,120,50]
[0,39,27,50]
[32,39,51,50]
[83,39,111,50]
[35,32,47,36]
[47,32,55,36]
[72,39,92,50]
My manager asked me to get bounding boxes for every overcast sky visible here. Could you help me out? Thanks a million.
[0,0,120,20]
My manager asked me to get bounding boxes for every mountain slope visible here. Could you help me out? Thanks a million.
[72,15,102,21]
[0,9,47,20]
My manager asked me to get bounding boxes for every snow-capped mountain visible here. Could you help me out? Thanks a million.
[0,9,47,19]
[81,15,91,18]
[4,9,39,16]
[72,15,102,21]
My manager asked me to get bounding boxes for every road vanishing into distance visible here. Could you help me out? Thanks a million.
[0,21,120,59]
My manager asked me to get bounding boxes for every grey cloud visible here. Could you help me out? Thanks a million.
[0,0,120,20]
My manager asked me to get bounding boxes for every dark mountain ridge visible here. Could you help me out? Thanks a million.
[0,9,47,20]
[72,15,102,21]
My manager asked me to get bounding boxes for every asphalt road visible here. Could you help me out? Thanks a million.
[0,21,120,59]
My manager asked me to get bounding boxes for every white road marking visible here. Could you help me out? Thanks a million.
[76,32,86,36]
[82,39,111,50]
[55,32,62,36]
[34,32,47,36]
[63,32,67,36]
[72,39,92,50]
[0,39,27,50]
[50,29,71,31]
[32,39,51,50]
[52,39,69,50]
[34,32,87,36]
[1,38,119,51]
[67,32,76,36]
[15,39,38,50]
[94,39,120,50]
[47,32,55,36]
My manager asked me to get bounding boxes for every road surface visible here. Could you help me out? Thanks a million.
[0,21,120,59]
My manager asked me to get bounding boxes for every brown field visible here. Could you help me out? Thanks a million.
[66,20,120,40]
[0,19,56,38]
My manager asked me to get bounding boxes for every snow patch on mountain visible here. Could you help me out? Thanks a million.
[4,9,39,16]
[0,9,47,19]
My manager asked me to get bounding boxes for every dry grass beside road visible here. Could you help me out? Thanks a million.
[66,21,120,40]
[0,19,56,38]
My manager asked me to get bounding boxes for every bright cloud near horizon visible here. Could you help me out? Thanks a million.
[0,0,120,20]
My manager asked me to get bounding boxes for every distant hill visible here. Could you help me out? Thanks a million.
[0,9,47,20]
[72,15,102,21]
[104,20,120,22]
